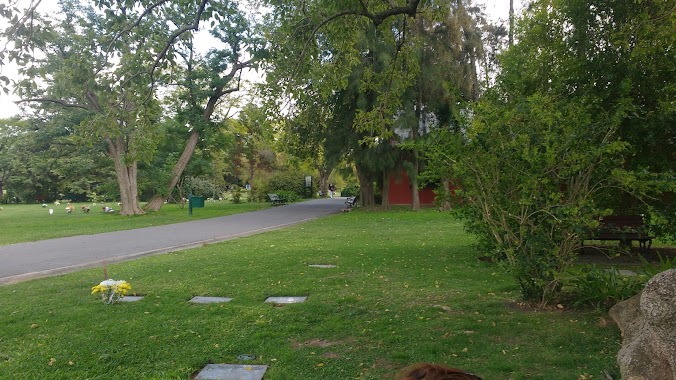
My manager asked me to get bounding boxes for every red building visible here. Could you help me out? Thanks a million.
[387,170,437,206]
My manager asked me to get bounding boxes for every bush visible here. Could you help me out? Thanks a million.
[341,184,359,197]
[276,190,300,203]
[266,171,304,194]
[183,176,221,198]
[427,92,628,302]
[231,187,243,204]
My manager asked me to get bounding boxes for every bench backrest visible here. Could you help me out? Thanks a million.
[599,215,645,230]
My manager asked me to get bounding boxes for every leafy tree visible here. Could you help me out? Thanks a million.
[232,103,275,190]
[0,117,25,201]
[428,0,675,302]
[264,0,491,208]
[278,85,346,197]
[0,108,113,203]
[2,1,167,214]
[141,0,267,211]
[2,0,267,214]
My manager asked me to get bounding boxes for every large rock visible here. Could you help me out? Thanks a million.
[608,269,676,380]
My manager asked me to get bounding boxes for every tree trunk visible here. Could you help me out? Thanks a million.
[410,159,420,211]
[317,165,333,197]
[439,179,452,211]
[107,138,144,215]
[356,166,375,206]
[411,88,422,211]
[145,129,200,211]
[382,170,390,210]
[248,156,256,191]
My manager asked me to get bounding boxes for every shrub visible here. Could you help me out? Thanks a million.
[231,187,243,204]
[276,190,300,203]
[264,171,306,199]
[183,176,221,198]
[341,184,360,197]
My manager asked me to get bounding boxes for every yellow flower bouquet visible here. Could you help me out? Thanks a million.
[91,279,132,304]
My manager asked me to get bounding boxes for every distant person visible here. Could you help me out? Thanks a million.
[102,206,115,213]
[328,184,336,198]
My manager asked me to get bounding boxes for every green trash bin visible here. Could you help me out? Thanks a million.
[189,196,205,216]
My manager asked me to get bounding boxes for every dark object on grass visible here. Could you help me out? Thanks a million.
[398,363,483,380]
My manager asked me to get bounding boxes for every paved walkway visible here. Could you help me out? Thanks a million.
[0,198,347,285]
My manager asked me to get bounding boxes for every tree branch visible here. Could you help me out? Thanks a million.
[103,0,170,57]
[17,97,89,110]
[203,57,255,120]
[149,0,209,81]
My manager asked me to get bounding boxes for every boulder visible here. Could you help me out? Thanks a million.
[608,269,676,380]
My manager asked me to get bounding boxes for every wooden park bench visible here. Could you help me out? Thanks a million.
[586,215,654,250]
[345,196,358,208]
[267,193,285,206]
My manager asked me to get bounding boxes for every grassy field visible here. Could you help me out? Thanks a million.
[0,209,620,379]
[0,201,269,246]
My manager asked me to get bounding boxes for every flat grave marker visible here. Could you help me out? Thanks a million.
[194,364,268,380]
[190,296,233,304]
[264,296,307,304]
[119,296,144,302]
[308,264,337,268]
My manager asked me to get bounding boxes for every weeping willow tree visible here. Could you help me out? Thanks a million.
[262,0,490,208]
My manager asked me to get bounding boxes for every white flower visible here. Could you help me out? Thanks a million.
[92,279,132,304]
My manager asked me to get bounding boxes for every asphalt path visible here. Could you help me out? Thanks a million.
[0,198,347,285]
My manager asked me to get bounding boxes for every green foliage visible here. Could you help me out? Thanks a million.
[566,266,646,311]
[424,0,674,302]
[639,253,676,279]
[437,92,628,301]
[182,176,222,198]
[340,183,360,197]
[231,187,243,204]
[275,190,300,203]
[264,170,306,198]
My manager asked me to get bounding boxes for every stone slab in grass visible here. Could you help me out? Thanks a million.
[190,296,233,304]
[194,364,268,380]
[308,264,337,268]
[264,296,307,304]
[119,296,143,302]
[604,269,638,276]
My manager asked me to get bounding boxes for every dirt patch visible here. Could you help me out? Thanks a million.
[321,352,342,359]
[290,338,345,349]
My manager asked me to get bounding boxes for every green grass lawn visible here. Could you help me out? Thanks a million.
[0,209,620,379]
[0,201,269,246]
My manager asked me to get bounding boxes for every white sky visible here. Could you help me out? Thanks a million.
[0,0,516,119]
